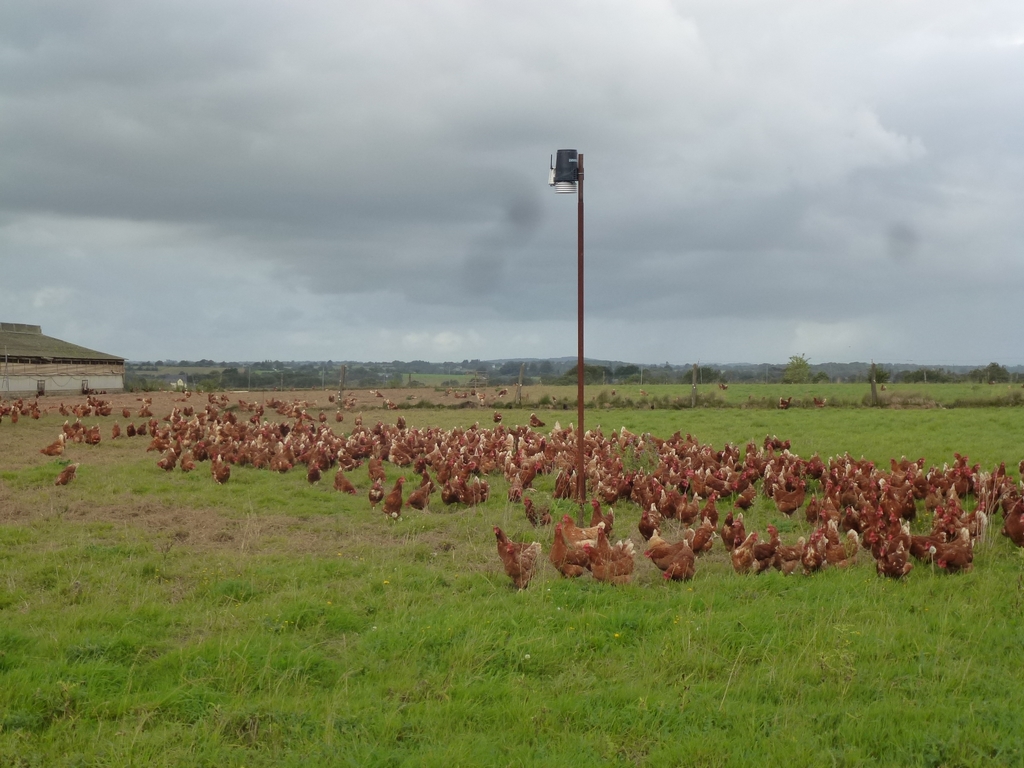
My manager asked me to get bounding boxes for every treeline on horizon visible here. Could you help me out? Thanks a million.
[123,357,1020,392]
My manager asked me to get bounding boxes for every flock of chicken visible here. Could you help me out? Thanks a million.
[11,393,1024,592]
[495,433,1024,589]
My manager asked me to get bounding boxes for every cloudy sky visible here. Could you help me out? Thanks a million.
[2,1,1022,365]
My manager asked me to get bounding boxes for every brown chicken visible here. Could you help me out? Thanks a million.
[307,463,322,485]
[876,541,913,579]
[583,532,635,585]
[690,517,716,556]
[1002,500,1024,547]
[549,522,590,578]
[662,540,696,581]
[529,413,545,428]
[334,469,357,494]
[772,478,806,516]
[179,452,196,473]
[368,478,385,508]
[804,494,822,524]
[460,477,490,505]
[677,493,701,526]
[751,525,780,573]
[405,482,432,510]
[559,514,605,546]
[590,526,633,562]
[518,461,542,491]
[644,531,687,570]
[824,529,857,568]
[638,504,662,541]
[157,449,178,472]
[368,457,387,484]
[212,457,231,485]
[84,426,101,446]
[908,532,944,562]
[440,481,460,506]
[494,526,542,590]
[801,531,827,574]
[40,435,66,456]
[111,422,121,439]
[720,512,745,551]
[382,477,405,519]
[932,528,974,573]
[734,485,756,510]
[773,537,806,575]
[589,499,614,536]
[507,474,524,503]
[699,492,720,527]
[54,463,80,486]
[731,532,759,574]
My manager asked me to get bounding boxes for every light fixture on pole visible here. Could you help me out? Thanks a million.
[549,149,586,506]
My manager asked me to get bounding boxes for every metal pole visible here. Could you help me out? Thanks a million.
[577,153,586,505]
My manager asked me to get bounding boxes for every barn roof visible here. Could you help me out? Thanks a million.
[0,323,124,364]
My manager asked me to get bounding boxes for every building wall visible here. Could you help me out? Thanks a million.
[1,363,125,397]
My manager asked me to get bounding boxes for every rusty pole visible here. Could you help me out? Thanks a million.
[577,153,586,505]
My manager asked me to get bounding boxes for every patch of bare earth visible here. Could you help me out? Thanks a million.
[0,487,354,556]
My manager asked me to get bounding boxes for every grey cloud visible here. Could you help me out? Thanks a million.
[887,222,918,263]
[2,1,1024,363]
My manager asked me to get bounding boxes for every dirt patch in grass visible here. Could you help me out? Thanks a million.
[0,486,356,557]
[0,471,487,564]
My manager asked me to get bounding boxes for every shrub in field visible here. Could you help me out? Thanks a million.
[782,355,811,383]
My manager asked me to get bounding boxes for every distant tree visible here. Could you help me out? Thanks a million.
[782,355,811,384]
[499,361,521,375]
[968,362,1010,383]
[899,368,953,384]
[560,364,609,385]
[811,371,830,384]
[640,368,670,384]
[614,364,640,380]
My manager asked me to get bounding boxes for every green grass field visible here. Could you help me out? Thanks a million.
[2,404,1024,766]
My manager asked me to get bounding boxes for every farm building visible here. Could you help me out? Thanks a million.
[0,323,125,397]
